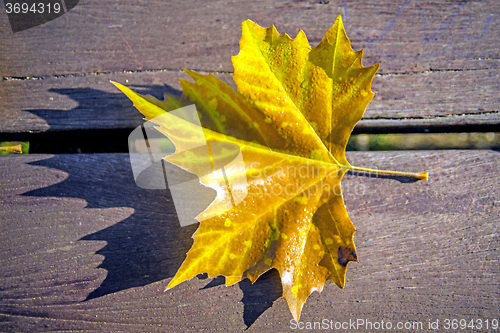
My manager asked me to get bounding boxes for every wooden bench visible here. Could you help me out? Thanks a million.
[1,1,498,331]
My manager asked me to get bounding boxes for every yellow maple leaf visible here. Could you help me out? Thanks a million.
[112,15,427,321]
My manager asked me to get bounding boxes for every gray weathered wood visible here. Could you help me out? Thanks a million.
[1,151,498,332]
[1,0,498,134]
[1,69,498,133]
[0,0,498,76]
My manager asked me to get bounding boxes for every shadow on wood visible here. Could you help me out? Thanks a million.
[20,152,286,326]
[22,154,195,300]
[199,271,283,328]
[239,270,282,329]
[23,83,182,146]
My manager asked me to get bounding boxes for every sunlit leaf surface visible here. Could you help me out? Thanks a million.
[113,15,425,320]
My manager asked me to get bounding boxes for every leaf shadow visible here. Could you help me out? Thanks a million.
[21,84,182,153]
[22,85,194,298]
[28,83,179,129]
[199,270,283,329]
[22,153,197,300]
[22,85,285,326]
[239,270,283,329]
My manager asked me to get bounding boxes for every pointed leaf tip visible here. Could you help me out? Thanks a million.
[336,13,343,24]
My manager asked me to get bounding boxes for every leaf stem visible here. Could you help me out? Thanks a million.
[346,165,428,180]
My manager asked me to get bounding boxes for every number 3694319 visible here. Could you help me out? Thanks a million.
[5,2,61,14]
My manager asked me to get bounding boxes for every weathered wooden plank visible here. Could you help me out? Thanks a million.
[0,0,498,78]
[0,151,498,332]
[1,69,498,134]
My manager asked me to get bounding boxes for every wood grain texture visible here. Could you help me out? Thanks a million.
[1,0,498,134]
[1,151,498,332]
[1,68,498,133]
[0,0,498,77]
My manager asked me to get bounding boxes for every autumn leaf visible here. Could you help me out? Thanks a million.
[112,15,427,321]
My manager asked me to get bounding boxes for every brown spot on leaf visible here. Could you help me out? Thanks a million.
[337,246,357,267]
